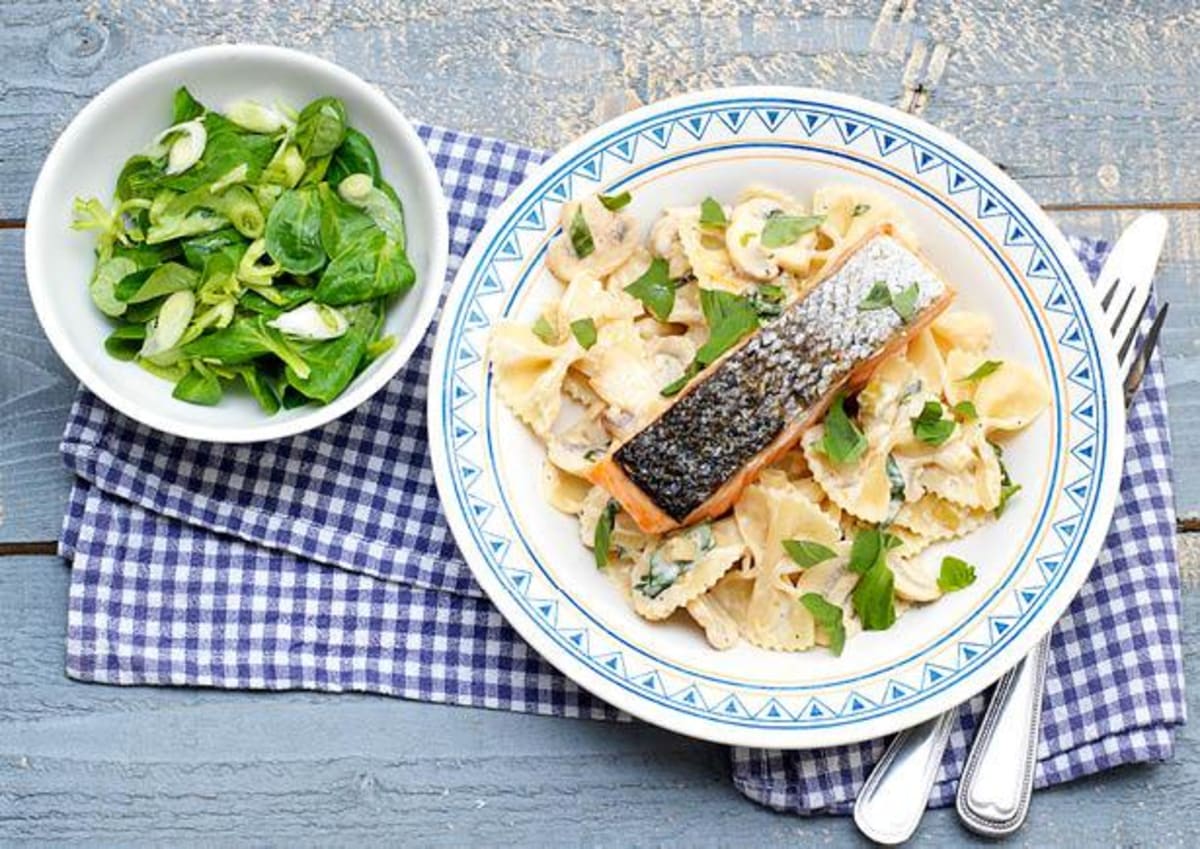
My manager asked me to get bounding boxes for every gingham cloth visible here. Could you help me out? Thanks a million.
[58,125,1185,815]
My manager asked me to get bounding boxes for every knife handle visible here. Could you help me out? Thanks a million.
[956,633,1051,836]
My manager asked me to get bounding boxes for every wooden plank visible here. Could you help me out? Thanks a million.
[0,554,1197,845]
[0,229,76,544]
[2,1,1199,216]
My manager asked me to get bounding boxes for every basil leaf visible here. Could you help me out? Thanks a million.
[818,393,867,464]
[531,315,557,344]
[852,560,896,631]
[911,400,956,446]
[570,317,597,349]
[992,443,1022,516]
[748,283,785,319]
[569,206,594,258]
[891,282,920,322]
[635,551,689,598]
[801,593,846,656]
[937,556,977,592]
[848,527,900,575]
[696,289,758,365]
[952,400,978,420]
[760,213,824,249]
[598,191,631,211]
[660,361,700,397]
[699,196,727,228]
[624,257,675,321]
[783,540,838,569]
[593,500,619,569]
[959,360,1003,383]
[886,454,906,502]
[858,281,893,311]
[851,203,871,217]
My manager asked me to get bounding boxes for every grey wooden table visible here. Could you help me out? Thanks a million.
[2,2,1198,845]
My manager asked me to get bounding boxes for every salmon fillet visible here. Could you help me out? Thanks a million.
[589,226,955,534]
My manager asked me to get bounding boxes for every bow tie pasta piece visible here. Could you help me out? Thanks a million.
[631,518,746,620]
[540,461,594,515]
[905,328,950,401]
[546,415,611,478]
[945,350,1051,433]
[488,321,583,438]
[932,310,993,354]
[555,272,644,334]
[676,208,760,295]
[649,209,693,280]
[909,423,1004,511]
[685,592,743,650]
[892,493,989,541]
[803,430,894,524]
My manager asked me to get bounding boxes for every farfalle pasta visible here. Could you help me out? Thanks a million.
[489,185,1050,653]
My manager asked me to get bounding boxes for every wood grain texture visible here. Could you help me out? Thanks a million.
[0,555,1197,847]
[1,1,1199,215]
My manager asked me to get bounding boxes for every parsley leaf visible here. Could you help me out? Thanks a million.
[748,282,785,319]
[696,289,758,365]
[699,196,727,228]
[858,281,893,311]
[783,540,838,569]
[911,400,956,446]
[593,499,619,569]
[938,556,977,592]
[891,282,920,322]
[570,317,597,349]
[624,257,674,321]
[952,400,978,420]
[853,559,896,631]
[531,315,557,344]
[801,593,846,655]
[959,360,1003,383]
[598,190,631,211]
[569,206,594,258]
[852,203,871,217]
[660,362,701,397]
[818,393,868,464]
[760,213,825,248]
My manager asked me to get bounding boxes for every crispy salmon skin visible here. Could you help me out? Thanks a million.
[589,227,955,534]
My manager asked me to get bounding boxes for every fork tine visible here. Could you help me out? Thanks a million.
[1124,303,1169,406]
[1109,286,1137,337]
[1100,274,1122,311]
[1116,294,1153,371]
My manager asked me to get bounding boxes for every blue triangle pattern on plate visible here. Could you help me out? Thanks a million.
[1038,554,1062,578]
[639,671,664,692]
[495,234,522,262]
[756,107,788,132]
[946,168,974,194]
[516,204,545,231]
[576,154,602,182]
[451,376,475,409]
[884,680,914,703]
[477,270,504,295]
[716,108,748,134]
[977,192,1006,219]
[1027,249,1055,279]
[451,414,475,446]
[468,496,493,523]
[835,117,870,145]
[797,111,830,136]
[1072,434,1097,469]
[1016,586,1043,612]
[912,145,942,173]
[562,629,588,652]
[1071,395,1097,428]
[546,177,570,202]
[596,652,627,676]
[1044,284,1073,315]
[644,123,673,149]
[458,459,481,488]
[757,698,790,720]
[1058,320,1087,352]
[1069,358,1093,389]
[1053,516,1080,547]
[1004,218,1032,246]
[532,598,558,624]
[923,663,955,687]
[873,129,906,157]
[505,569,531,593]
[608,136,637,163]
[716,694,750,717]
[672,685,707,709]
[841,692,875,714]
[464,299,490,329]
[679,113,712,140]
[958,642,988,666]
[801,697,835,719]
[455,337,480,366]
[989,615,1017,642]
[483,531,511,563]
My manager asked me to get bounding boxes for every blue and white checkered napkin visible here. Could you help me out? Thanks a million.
[58,125,1185,815]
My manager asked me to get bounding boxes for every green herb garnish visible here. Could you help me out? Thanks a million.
[952,400,978,420]
[886,454,906,502]
[624,257,674,321]
[852,203,871,217]
[569,206,595,258]
[800,593,846,656]
[911,400,957,446]
[760,213,825,249]
[598,190,632,211]
[937,556,977,592]
[992,443,1022,516]
[858,281,893,311]
[890,282,920,322]
[531,315,557,344]
[696,289,759,365]
[818,393,868,464]
[852,558,897,631]
[848,526,901,575]
[660,362,701,397]
[783,540,838,569]
[959,360,1003,383]
[749,283,786,319]
[699,196,727,228]
[635,552,689,599]
[570,317,598,349]
[593,500,619,569]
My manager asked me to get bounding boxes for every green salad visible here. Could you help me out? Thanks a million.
[72,87,415,412]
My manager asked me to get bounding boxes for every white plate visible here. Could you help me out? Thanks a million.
[428,87,1125,748]
[26,45,448,443]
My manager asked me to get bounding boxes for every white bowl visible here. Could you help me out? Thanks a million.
[26,44,448,443]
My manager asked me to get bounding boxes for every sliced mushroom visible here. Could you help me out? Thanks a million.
[649,209,693,279]
[725,197,782,280]
[546,195,639,282]
[892,556,943,602]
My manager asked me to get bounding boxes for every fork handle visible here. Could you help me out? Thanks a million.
[956,633,1051,836]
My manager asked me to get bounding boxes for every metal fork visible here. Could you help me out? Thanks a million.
[853,215,1169,844]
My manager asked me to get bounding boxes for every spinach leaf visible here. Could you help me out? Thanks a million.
[112,239,179,270]
[233,366,281,414]
[116,155,165,202]
[265,186,326,274]
[852,559,896,631]
[120,262,199,303]
[327,127,381,187]
[180,227,247,268]
[240,284,314,318]
[283,304,375,404]
[315,230,414,305]
[181,315,311,378]
[624,257,674,321]
[294,97,348,160]
[172,366,223,406]
[337,175,406,248]
[172,86,206,123]
[104,324,147,361]
[90,257,137,317]
[159,112,276,193]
